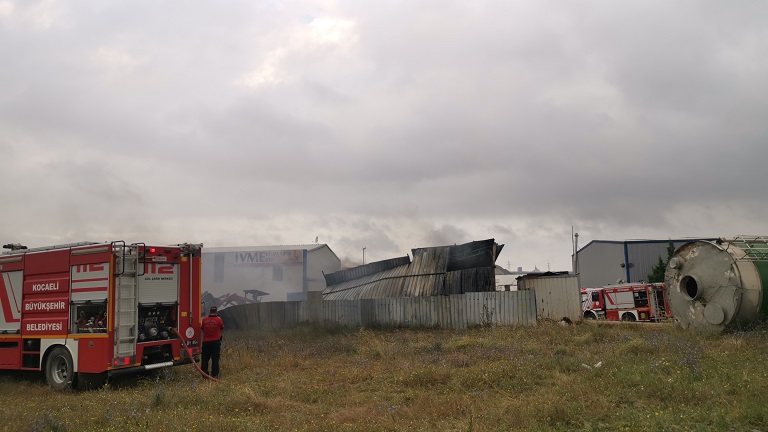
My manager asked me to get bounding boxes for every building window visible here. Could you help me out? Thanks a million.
[273,266,283,281]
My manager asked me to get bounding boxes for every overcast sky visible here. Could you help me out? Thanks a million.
[2,1,767,271]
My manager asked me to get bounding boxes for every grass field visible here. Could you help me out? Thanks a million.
[1,321,767,432]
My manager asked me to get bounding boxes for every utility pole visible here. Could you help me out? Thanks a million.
[572,228,579,274]
[362,247,366,265]
[574,232,579,274]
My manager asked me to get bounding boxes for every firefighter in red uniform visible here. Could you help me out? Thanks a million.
[201,306,225,378]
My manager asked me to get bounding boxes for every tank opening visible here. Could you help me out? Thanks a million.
[681,275,699,300]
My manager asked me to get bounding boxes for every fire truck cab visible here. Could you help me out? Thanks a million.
[581,283,669,322]
[0,241,203,389]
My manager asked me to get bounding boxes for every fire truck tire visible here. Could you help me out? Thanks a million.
[584,311,597,320]
[45,347,74,390]
[621,313,636,322]
[77,372,106,390]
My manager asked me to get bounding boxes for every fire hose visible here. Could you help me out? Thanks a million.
[171,328,220,382]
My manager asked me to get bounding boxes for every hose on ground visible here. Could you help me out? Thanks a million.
[171,328,220,382]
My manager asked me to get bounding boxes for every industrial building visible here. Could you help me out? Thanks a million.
[495,265,541,291]
[323,239,503,300]
[202,244,341,306]
[576,238,716,289]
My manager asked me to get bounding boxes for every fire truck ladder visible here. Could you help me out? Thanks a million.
[648,286,663,320]
[113,242,143,359]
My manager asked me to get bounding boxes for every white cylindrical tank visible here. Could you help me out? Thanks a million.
[665,237,768,332]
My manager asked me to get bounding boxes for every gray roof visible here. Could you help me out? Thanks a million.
[577,238,717,253]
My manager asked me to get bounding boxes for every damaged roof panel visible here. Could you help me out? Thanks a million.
[323,262,411,300]
[323,239,502,300]
[323,256,410,287]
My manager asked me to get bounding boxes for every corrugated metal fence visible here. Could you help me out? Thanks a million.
[323,291,536,328]
[220,290,538,330]
[218,301,304,330]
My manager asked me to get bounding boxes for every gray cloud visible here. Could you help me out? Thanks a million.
[2,0,768,271]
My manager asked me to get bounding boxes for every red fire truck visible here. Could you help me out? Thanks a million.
[0,241,203,389]
[581,283,670,322]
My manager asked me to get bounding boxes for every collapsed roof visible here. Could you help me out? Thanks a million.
[323,239,503,300]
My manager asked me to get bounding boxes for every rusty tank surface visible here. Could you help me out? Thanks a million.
[665,237,768,332]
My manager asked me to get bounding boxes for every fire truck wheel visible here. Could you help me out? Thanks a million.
[621,313,636,322]
[45,347,74,391]
[584,311,597,320]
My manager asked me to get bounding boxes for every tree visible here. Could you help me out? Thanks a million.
[647,241,676,283]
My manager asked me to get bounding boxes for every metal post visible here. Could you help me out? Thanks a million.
[574,232,579,274]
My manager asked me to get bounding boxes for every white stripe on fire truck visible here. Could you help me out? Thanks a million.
[72,286,108,293]
[0,273,21,322]
[71,277,108,283]
[72,277,109,292]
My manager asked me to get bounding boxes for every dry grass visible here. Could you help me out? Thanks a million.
[1,321,768,431]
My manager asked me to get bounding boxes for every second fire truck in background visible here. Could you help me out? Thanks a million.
[581,283,670,322]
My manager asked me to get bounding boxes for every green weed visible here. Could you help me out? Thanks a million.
[0,322,766,431]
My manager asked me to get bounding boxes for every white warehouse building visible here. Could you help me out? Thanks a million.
[202,244,341,306]
[576,238,715,289]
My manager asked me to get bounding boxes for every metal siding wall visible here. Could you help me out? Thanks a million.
[578,243,627,288]
[525,276,580,320]
[627,241,689,283]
